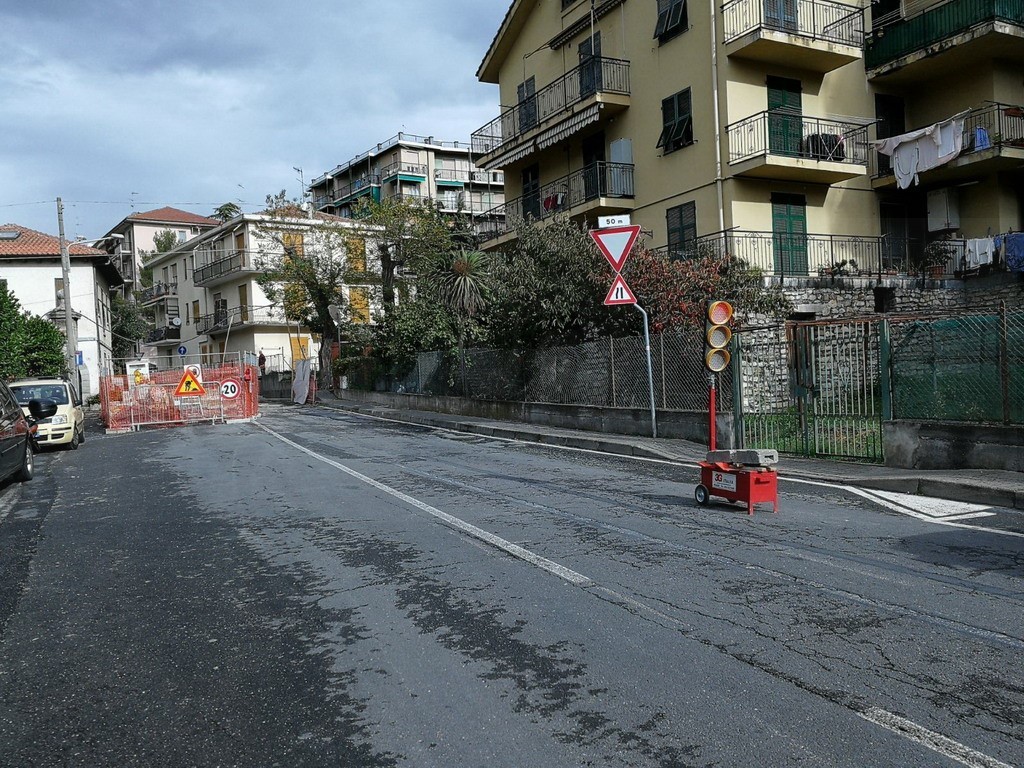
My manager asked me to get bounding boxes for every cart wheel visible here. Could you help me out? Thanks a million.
[694,484,710,505]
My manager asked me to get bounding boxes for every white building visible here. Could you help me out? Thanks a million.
[0,223,124,397]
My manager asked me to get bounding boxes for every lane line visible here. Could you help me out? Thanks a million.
[255,422,591,587]
[858,707,1015,768]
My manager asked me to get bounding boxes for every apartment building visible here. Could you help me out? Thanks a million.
[309,132,506,239]
[471,0,1024,287]
[140,210,379,371]
[101,207,221,291]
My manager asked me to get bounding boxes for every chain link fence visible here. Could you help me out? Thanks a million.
[390,328,730,410]
[890,305,1023,425]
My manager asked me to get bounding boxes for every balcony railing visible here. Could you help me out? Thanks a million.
[866,0,1024,70]
[194,250,253,285]
[434,168,506,184]
[144,325,181,344]
[333,175,381,201]
[728,110,869,165]
[657,230,965,278]
[723,0,864,46]
[196,304,290,335]
[472,57,631,157]
[481,161,634,240]
[381,162,428,179]
[140,281,177,303]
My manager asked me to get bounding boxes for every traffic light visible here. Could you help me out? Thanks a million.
[704,300,734,372]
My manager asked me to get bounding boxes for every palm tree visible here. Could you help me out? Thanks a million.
[425,249,491,392]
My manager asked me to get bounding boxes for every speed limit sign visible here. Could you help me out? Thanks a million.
[220,379,242,400]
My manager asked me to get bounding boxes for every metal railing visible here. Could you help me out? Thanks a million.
[723,0,864,45]
[333,175,381,201]
[194,249,253,285]
[311,133,473,186]
[140,281,177,303]
[727,110,870,165]
[471,57,631,156]
[481,162,634,239]
[144,325,181,344]
[196,304,290,335]
[434,168,506,184]
[866,0,1024,69]
[658,230,965,278]
[381,162,428,179]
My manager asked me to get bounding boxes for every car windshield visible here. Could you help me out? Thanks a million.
[10,384,69,406]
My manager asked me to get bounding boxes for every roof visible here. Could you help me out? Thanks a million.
[0,223,105,257]
[127,207,221,226]
[477,0,536,83]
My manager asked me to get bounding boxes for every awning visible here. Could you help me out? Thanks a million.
[479,140,537,170]
[536,105,601,150]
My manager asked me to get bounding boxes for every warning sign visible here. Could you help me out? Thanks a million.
[174,369,207,397]
[603,274,637,306]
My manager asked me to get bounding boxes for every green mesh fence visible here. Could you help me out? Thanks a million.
[890,308,1024,424]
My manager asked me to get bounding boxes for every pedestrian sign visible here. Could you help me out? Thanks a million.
[174,370,207,397]
[591,225,641,272]
[604,274,637,306]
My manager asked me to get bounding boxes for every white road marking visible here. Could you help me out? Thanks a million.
[256,423,591,586]
[858,707,1015,768]
[859,488,996,520]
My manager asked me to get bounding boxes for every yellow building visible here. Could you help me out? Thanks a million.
[472,0,1024,280]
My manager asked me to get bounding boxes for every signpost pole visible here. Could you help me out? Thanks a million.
[634,304,657,439]
[708,372,717,452]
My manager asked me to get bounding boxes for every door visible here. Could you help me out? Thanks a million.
[772,193,808,275]
[879,201,910,272]
[238,284,249,323]
[522,164,541,220]
[875,94,905,176]
[609,138,634,196]
[579,33,602,99]
[767,77,803,157]
[517,77,537,133]
[582,132,606,201]
[764,0,798,31]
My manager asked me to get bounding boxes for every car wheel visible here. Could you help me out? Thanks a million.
[69,428,80,450]
[78,424,85,444]
[15,441,34,482]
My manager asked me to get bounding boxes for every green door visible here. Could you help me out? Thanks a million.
[772,193,808,276]
[768,77,802,157]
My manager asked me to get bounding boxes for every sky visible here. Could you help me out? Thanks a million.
[0,0,508,240]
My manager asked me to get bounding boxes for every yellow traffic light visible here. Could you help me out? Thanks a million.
[704,300,734,372]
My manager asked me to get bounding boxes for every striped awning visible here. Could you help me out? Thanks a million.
[478,139,537,170]
[536,105,601,150]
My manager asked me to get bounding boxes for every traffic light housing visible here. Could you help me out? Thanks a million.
[704,300,733,372]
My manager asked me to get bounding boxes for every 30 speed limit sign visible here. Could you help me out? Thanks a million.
[220,379,242,400]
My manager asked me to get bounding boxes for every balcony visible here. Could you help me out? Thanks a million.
[196,304,290,336]
[193,250,256,287]
[727,111,869,183]
[333,176,382,204]
[471,57,631,170]
[722,0,864,72]
[139,281,177,305]
[144,325,182,345]
[660,230,964,278]
[866,0,1024,82]
[872,103,1024,187]
[381,162,428,182]
[434,168,506,186]
[479,161,635,246]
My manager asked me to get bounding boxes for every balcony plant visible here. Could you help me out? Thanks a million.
[919,239,954,277]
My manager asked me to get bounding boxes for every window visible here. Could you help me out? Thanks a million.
[54,277,64,306]
[657,88,693,153]
[654,0,688,42]
[347,237,367,273]
[175,230,187,244]
[517,77,537,133]
[282,232,304,257]
[349,287,370,324]
[191,300,200,325]
[666,202,697,259]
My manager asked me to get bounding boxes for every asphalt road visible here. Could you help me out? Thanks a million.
[0,404,1021,767]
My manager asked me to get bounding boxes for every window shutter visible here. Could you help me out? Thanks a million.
[657,95,675,148]
[666,205,683,253]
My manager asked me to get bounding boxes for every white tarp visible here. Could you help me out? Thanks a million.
[292,358,312,405]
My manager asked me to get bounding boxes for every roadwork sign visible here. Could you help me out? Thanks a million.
[591,225,641,272]
[604,274,637,306]
[174,370,207,397]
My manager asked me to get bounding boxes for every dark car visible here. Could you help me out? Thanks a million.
[0,379,56,486]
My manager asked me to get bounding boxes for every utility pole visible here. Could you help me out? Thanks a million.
[56,197,78,386]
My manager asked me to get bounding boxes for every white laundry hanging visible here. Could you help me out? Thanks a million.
[873,111,969,189]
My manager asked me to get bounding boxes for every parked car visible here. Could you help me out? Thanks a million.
[8,378,85,449]
[0,379,56,485]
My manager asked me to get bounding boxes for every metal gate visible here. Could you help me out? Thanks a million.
[737,319,884,461]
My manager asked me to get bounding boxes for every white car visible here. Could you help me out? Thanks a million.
[9,378,86,449]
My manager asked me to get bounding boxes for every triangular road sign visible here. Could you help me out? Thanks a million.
[174,369,207,397]
[591,225,642,272]
[604,274,637,306]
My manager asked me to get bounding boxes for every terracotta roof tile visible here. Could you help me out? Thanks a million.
[127,207,220,226]
[0,223,105,257]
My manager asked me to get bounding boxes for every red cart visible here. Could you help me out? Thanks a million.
[695,451,779,515]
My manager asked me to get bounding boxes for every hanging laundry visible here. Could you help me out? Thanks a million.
[872,111,969,189]
[1000,232,1024,272]
[965,238,994,269]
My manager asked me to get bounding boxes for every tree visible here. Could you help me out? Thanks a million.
[110,294,150,363]
[137,229,180,290]
[254,192,364,387]
[212,202,242,222]
[0,287,67,381]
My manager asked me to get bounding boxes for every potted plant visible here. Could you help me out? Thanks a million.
[920,239,953,277]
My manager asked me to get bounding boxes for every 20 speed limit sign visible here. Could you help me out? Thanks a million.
[220,379,242,400]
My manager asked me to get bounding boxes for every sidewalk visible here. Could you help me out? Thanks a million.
[311,393,1024,511]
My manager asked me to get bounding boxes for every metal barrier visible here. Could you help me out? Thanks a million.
[100,359,260,431]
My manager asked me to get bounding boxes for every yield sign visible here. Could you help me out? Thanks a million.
[591,225,641,272]
[174,369,207,397]
[604,274,637,306]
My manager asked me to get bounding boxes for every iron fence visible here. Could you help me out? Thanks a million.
[722,0,864,45]
[889,305,1023,424]
[727,111,869,165]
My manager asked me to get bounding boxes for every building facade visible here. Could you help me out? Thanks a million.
[309,132,507,239]
[140,210,381,373]
[0,224,123,397]
[471,0,1023,288]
